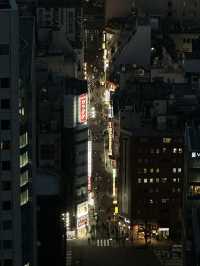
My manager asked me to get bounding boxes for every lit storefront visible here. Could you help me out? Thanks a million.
[77,201,89,239]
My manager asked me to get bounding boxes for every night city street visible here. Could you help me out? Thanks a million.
[1,0,200,266]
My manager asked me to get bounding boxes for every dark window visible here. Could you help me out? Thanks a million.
[0,44,9,55]
[1,120,10,130]
[2,201,11,210]
[1,99,10,109]
[2,181,11,191]
[40,144,55,160]
[4,260,12,266]
[3,240,12,249]
[0,78,10,88]
[2,161,11,171]
[2,220,12,230]
[4,260,13,266]
[1,140,10,150]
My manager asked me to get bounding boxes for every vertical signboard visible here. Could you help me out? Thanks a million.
[79,93,88,124]
[88,140,92,192]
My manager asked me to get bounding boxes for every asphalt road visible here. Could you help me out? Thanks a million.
[71,243,161,266]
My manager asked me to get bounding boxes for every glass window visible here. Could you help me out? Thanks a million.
[1,120,10,130]
[20,171,29,187]
[156,178,159,183]
[2,220,12,230]
[156,168,160,173]
[0,44,9,55]
[144,178,148,183]
[163,138,171,143]
[150,178,153,183]
[178,148,183,153]
[20,132,28,148]
[2,201,11,210]
[172,168,176,173]
[161,178,167,183]
[3,240,12,249]
[1,99,10,109]
[143,168,147,174]
[173,178,176,182]
[156,149,160,154]
[173,148,177,154]
[20,190,29,206]
[178,168,182,173]
[20,152,28,168]
[0,140,10,150]
[150,168,154,173]
[138,178,141,183]
[2,161,11,171]
[4,259,13,266]
[2,181,11,191]
[0,78,10,88]
[162,147,167,153]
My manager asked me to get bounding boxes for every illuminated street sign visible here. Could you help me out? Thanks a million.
[79,93,88,123]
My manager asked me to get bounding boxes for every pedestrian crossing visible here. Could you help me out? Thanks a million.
[96,239,112,247]
[66,249,72,266]
[153,247,183,266]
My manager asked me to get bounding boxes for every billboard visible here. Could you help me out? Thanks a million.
[77,201,88,229]
[79,93,88,124]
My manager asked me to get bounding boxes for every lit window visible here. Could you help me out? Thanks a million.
[20,171,29,187]
[161,198,168,203]
[20,152,28,168]
[156,149,160,154]
[178,168,182,173]
[162,147,167,153]
[178,148,183,153]
[150,168,154,173]
[177,188,181,192]
[150,178,153,183]
[144,178,148,183]
[156,168,160,173]
[163,138,171,143]
[138,178,142,184]
[172,168,176,173]
[156,178,159,183]
[144,168,147,174]
[173,178,176,182]
[149,199,154,204]
[20,190,29,206]
[161,178,167,183]
[20,132,28,148]
[173,148,177,153]
[177,178,180,183]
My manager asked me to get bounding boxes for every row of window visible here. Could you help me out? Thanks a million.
[146,187,181,194]
[138,177,181,184]
[137,168,182,174]
[137,147,183,154]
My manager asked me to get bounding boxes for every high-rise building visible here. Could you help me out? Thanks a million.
[0,1,22,265]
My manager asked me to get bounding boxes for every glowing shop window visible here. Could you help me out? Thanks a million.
[20,190,29,206]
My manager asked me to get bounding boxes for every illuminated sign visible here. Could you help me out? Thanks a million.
[191,152,200,159]
[108,121,113,156]
[77,202,88,229]
[112,168,116,197]
[88,140,92,192]
[79,94,87,123]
